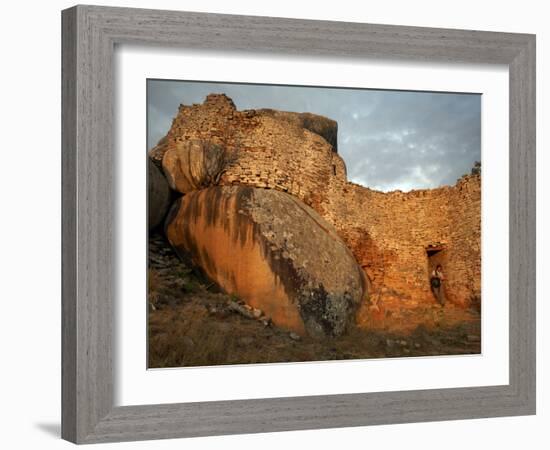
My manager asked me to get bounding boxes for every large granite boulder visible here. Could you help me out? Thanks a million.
[162,139,228,194]
[148,158,171,230]
[165,185,367,337]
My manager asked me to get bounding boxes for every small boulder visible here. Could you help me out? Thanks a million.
[148,158,171,230]
[289,332,301,341]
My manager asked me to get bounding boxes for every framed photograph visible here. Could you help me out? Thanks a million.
[62,5,536,444]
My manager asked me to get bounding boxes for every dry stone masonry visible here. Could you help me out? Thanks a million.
[152,94,481,334]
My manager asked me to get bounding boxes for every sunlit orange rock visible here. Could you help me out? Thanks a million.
[161,139,228,194]
[165,186,367,337]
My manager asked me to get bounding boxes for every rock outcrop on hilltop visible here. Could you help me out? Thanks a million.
[150,94,346,215]
[149,93,482,336]
[165,186,366,337]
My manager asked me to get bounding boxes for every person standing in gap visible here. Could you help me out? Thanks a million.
[430,264,446,306]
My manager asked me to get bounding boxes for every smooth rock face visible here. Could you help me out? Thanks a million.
[148,158,171,230]
[165,186,367,337]
[162,139,228,194]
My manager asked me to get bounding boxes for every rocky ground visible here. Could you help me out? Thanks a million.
[148,232,481,368]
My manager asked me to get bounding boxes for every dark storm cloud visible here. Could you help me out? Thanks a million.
[147,80,481,192]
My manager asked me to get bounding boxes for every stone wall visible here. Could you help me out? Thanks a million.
[150,94,343,212]
[152,94,481,314]
[324,176,481,313]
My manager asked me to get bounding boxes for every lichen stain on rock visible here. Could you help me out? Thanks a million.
[165,186,365,337]
[166,187,306,335]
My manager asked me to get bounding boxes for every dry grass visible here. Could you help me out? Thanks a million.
[148,295,481,368]
[147,269,162,309]
[147,232,481,369]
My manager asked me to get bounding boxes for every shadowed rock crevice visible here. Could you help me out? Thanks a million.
[148,159,171,230]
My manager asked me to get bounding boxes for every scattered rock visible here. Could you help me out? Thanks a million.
[227,300,256,320]
[289,332,301,341]
[260,317,272,327]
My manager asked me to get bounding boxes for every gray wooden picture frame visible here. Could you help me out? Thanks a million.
[61,4,536,444]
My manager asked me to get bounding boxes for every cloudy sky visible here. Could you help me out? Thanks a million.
[147,79,481,192]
